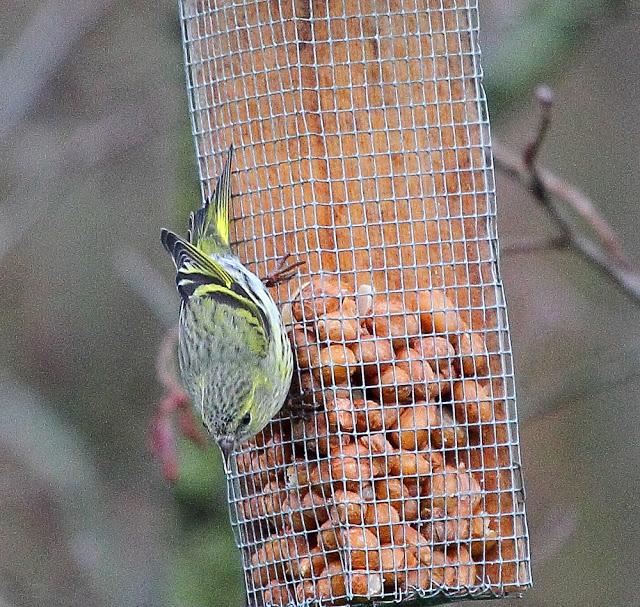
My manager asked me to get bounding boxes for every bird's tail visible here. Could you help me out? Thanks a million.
[189,145,234,254]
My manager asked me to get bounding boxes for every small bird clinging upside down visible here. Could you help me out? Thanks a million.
[161,146,298,466]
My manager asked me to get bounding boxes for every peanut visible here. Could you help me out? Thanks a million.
[235,451,275,491]
[452,380,493,425]
[410,335,457,381]
[414,289,467,336]
[330,489,369,525]
[365,501,401,544]
[456,330,489,377]
[320,561,384,600]
[353,398,400,432]
[292,276,344,322]
[250,536,307,586]
[471,526,498,560]
[421,463,481,512]
[378,365,413,404]
[285,459,310,489]
[446,545,476,587]
[356,434,398,476]
[262,581,291,606]
[365,296,420,345]
[325,397,355,433]
[317,311,359,344]
[341,296,358,317]
[393,525,432,567]
[291,325,321,369]
[296,370,321,395]
[314,344,357,385]
[241,481,287,521]
[299,546,339,579]
[420,505,471,543]
[309,456,374,493]
[349,334,394,379]
[356,283,374,317]
[318,519,339,551]
[294,412,351,456]
[339,527,381,570]
[387,450,431,477]
[374,479,419,521]
[395,346,437,400]
[430,549,456,588]
[288,489,330,532]
[262,437,293,468]
[428,450,445,472]
[332,441,385,477]
[319,522,381,570]
[405,567,432,592]
[388,404,439,451]
[380,545,406,586]
[252,424,276,449]
[294,580,318,603]
[350,572,384,598]
[429,407,467,449]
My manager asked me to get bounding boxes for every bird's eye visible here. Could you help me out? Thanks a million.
[241,412,252,426]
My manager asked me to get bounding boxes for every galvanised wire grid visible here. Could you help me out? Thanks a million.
[177,1,531,605]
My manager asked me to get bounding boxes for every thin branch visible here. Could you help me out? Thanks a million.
[541,167,630,268]
[522,84,554,171]
[501,235,568,256]
[493,85,640,305]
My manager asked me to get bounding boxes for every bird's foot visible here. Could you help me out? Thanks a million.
[281,389,323,420]
[262,253,305,288]
[148,390,206,483]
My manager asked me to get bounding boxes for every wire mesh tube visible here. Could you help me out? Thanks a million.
[178,1,531,605]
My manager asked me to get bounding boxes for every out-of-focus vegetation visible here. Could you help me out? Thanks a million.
[1,1,639,607]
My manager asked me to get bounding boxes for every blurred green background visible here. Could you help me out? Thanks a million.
[1,1,639,606]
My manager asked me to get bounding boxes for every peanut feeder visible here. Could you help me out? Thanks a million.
[179,1,531,605]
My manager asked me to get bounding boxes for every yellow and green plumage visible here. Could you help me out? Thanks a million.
[161,147,293,463]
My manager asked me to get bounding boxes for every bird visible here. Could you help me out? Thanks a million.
[160,146,301,467]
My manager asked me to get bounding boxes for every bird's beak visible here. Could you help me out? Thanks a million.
[217,436,235,470]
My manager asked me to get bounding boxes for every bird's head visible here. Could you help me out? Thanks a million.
[203,391,267,468]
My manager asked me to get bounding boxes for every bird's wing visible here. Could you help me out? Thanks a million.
[161,229,271,349]
[189,145,233,254]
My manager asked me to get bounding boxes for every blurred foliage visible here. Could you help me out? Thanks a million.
[483,0,630,115]
[170,440,245,607]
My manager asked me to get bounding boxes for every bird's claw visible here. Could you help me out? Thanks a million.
[282,389,323,420]
[262,253,305,288]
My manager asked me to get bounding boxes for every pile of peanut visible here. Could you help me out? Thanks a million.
[236,276,499,606]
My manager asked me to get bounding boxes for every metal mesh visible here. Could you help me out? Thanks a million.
[178,1,531,605]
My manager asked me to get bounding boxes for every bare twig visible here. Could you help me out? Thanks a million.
[501,235,568,257]
[493,85,640,305]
